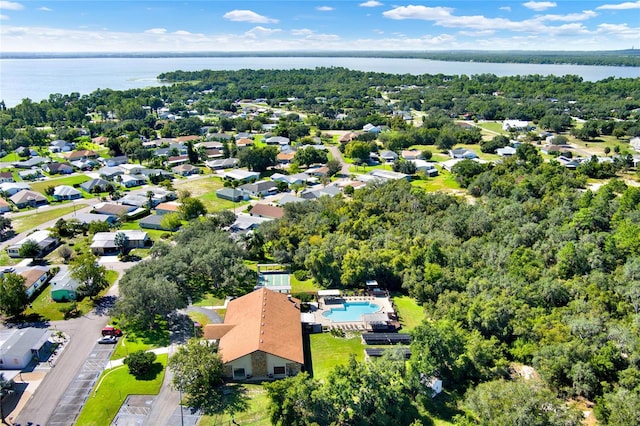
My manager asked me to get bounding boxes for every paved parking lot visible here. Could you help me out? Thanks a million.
[48,344,116,426]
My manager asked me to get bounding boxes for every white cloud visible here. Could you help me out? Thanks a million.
[523,2,557,11]
[539,10,597,22]
[499,6,512,12]
[383,6,453,21]
[245,26,282,38]
[360,1,382,7]
[223,9,278,24]
[598,22,640,38]
[144,28,167,34]
[316,6,334,12]
[0,13,7,20]
[291,28,314,36]
[38,6,52,12]
[0,1,23,10]
[596,1,640,10]
[173,30,193,36]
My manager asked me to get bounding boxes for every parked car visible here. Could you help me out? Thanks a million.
[101,326,123,337]
[97,335,118,344]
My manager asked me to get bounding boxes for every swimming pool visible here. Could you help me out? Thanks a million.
[322,302,381,322]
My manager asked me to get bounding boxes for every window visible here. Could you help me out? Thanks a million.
[273,366,286,376]
[233,368,246,379]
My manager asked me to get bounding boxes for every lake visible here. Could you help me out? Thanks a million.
[1,56,638,107]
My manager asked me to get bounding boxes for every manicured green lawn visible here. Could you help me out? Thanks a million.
[0,251,18,267]
[201,384,271,426]
[24,270,119,321]
[310,332,365,382]
[76,354,167,426]
[110,320,169,360]
[12,204,88,233]
[291,275,319,293]
[29,175,91,193]
[118,221,168,241]
[393,295,424,332]
[192,293,226,307]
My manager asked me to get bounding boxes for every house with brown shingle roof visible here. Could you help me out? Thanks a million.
[204,287,304,380]
[63,149,98,161]
[249,203,284,219]
[236,138,254,149]
[19,266,49,299]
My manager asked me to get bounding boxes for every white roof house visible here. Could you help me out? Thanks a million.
[223,169,260,182]
[7,230,59,258]
[90,230,150,255]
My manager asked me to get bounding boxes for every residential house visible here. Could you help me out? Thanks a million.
[0,328,52,370]
[120,174,147,188]
[49,139,74,153]
[139,214,179,231]
[0,172,14,183]
[276,152,295,164]
[300,185,341,200]
[411,160,439,177]
[278,195,306,205]
[631,137,640,152]
[229,214,271,233]
[307,166,329,178]
[203,148,223,159]
[167,155,189,166]
[120,193,153,208]
[265,136,290,146]
[102,156,129,167]
[52,185,82,201]
[0,198,10,213]
[92,136,108,145]
[206,158,239,170]
[155,201,181,215]
[379,150,398,163]
[172,164,200,176]
[496,146,517,157]
[139,169,174,181]
[98,166,125,181]
[216,188,250,202]
[363,123,381,133]
[175,135,201,143]
[235,132,254,140]
[271,173,309,186]
[502,120,530,131]
[249,203,284,219]
[196,141,224,150]
[401,150,422,160]
[119,164,146,175]
[63,150,98,161]
[18,266,49,299]
[42,162,73,175]
[90,230,150,255]
[92,202,137,216]
[50,268,81,302]
[10,190,48,209]
[7,230,58,258]
[70,159,96,171]
[223,169,260,183]
[339,132,359,143]
[0,182,30,196]
[449,148,478,159]
[80,178,111,193]
[235,138,254,149]
[13,156,47,169]
[18,169,43,181]
[203,288,304,381]
[240,180,277,197]
[358,169,410,183]
[73,212,118,226]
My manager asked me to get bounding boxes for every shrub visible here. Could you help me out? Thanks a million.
[124,350,157,378]
[293,269,310,281]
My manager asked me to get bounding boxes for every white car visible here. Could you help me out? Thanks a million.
[97,335,118,344]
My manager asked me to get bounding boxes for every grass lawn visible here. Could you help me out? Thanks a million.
[12,204,88,233]
[291,275,319,293]
[23,270,119,321]
[393,295,425,332]
[76,354,167,426]
[111,324,170,360]
[173,176,250,212]
[0,251,18,267]
[411,171,460,192]
[118,221,169,241]
[29,174,91,193]
[201,384,271,426]
[192,293,226,307]
[475,121,507,135]
[310,332,365,382]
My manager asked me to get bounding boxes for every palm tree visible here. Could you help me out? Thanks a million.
[0,373,14,425]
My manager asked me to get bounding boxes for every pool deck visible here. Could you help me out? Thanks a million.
[313,295,396,330]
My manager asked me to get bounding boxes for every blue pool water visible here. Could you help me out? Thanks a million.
[322,302,381,322]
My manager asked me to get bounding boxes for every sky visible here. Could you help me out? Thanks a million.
[0,1,639,53]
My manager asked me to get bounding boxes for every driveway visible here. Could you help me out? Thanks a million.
[327,145,351,177]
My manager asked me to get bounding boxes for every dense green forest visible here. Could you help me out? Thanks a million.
[255,159,640,424]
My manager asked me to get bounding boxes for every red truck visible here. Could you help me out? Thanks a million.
[101,326,123,337]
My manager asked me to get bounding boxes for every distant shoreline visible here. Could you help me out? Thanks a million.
[2,50,639,67]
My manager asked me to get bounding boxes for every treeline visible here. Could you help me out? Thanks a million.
[253,155,640,423]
